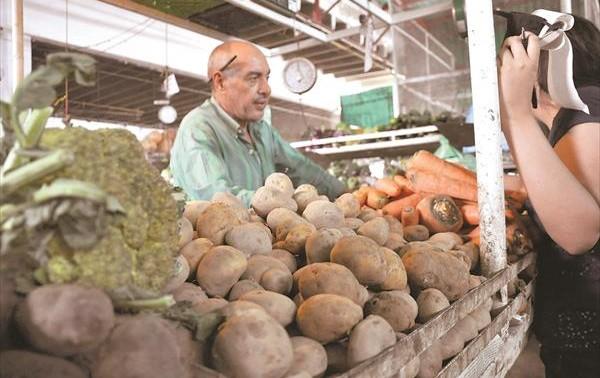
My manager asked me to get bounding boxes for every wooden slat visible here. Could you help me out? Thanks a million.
[437,280,535,377]
[339,253,535,378]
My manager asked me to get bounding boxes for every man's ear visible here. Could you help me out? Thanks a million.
[212,72,225,91]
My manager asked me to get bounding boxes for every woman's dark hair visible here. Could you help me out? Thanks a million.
[539,14,600,91]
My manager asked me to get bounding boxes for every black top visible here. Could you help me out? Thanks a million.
[533,85,600,352]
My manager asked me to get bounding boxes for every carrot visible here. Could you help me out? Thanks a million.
[393,175,415,196]
[353,187,369,206]
[381,193,422,218]
[406,169,478,202]
[401,206,419,226]
[468,226,480,246]
[461,204,480,225]
[505,190,527,210]
[406,150,477,187]
[366,188,389,209]
[416,195,464,233]
[373,178,402,198]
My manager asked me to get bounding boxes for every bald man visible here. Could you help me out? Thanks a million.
[169,40,345,205]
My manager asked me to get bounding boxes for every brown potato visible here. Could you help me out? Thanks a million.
[266,208,308,232]
[458,241,480,271]
[385,232,407,253]
[220,300,268,319]
[239,290,297,327]
[427,232,463,251]
[179,238,213,279]
[162,255,190,293]
[417,342,443,378]
[302,200,344,229]
[344,217,364,231]
[296,294,363,344]
[330,236,387,286]
[403,225,430,242]
[183,200,210,229]
[196,246,247,297]
[293,184,320,213]
[437,323,466,360]
[358,207,379,222]
[364,291,417,332]
[0,350,87,378]
[225,222,272,257]
[335,193,361,218]
[416,288,449,323]
[271,249,298,273]
[228,280,264,301]
[192,298,229,315]
[196,202,244,245]
[294,262,368,306]
[384,215,404,234]
[357,217,390,245]
[265,172,295,197]
[283,223,316,255]
[178,217,194,249]
[305,228,343,264]
[252,186,298,218]
[378,247,408,291]
[212,313,294,378]
[242,255,293,295]
[172,282,208,303]
[288,336,328,377]
[347,315,396,367]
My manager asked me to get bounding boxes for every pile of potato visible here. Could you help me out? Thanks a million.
[0,172,510,378]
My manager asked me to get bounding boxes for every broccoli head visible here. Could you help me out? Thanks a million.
[36,127,179,300]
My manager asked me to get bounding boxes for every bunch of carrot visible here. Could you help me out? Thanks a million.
[352,150,529,243]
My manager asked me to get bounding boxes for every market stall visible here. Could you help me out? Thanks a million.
[3,0,596,377]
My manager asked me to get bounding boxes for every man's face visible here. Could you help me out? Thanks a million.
[216,50,271,124]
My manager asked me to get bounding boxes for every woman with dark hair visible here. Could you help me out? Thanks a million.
[498,14,599,378]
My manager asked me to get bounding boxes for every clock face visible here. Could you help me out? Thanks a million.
[158,105,177,124]
[283,57,317,94]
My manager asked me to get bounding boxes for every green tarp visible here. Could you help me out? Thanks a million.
[341,86,393,128]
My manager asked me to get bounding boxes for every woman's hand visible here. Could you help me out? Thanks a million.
[498,33,540,124]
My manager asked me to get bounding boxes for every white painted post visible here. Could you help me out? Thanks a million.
[560,0,572,14]
[11,0,24,90]
[464,0,507,282]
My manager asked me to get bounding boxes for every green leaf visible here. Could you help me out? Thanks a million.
[12,66,62,112]
[47,52,96,87]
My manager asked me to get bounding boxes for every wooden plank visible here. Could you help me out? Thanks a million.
[437,280,534,377]
[339,253,535,378]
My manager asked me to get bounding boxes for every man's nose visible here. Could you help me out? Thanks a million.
[258,78,270,96]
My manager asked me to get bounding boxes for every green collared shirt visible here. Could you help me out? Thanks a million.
[170,98,345,206]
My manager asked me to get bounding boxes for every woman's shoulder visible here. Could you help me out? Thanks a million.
[550,85,600,146]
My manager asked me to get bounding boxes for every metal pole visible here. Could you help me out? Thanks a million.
[464,0,507,281]
[389,0,401,116]
[11,0,24,90]
[560,0,572,14]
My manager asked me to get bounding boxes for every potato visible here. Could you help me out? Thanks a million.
[448,249,471,271]
[324,342,348,374]
[269,249,296,273]
[283,223,316,255]
[267,208,308,232]
[293,293,304,308]
[385,232,407,252]
[297,294,363,344]
[453,315,478,342]
[239,290,297,327]
[416,288,449,323]
[196,246,247,297]
[266,172,295,197]
[93,315,186,378]
[183,200,210,228]
[0,350,87,378]
[220,300,268,319]
[364,291,417,332]
[293,184,320,213]
[180,238,213,278]
[242,255,293,295]
[347,315,396,367]
[469,306,491,331]
[383,215,404,234]
[458,241,480,271]
[17,284,114,357]
[252,186,298,218]
[403,225,430,241]
[399,356,420,378]
[378,247,408,291]
[427,232,463,251]
[163,255,190,293]
[212,191,245,209]
[303,200,344,229]
[344,217,364,230]
[358,207,379,222]
[178,217,194,249]
[338,227,357,237]
[437,324,466,360]
[357,217,390,245]
[212,313,294,378]
[172,282,208,303]
[228,280,264,301]
[196,202,244,245]
[398,241,434,258]
[335,193,361,218]
[402,246,470,301]
[330,236,388,286]
[192,298,229,315]
[225,223,272,257]
[305,228,343,264]
[416,342,443,378]
[294,262,368,306]
[468,275,483,290]
[288,336,328,378]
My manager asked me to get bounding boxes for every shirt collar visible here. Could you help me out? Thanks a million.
[210,97,242,135]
